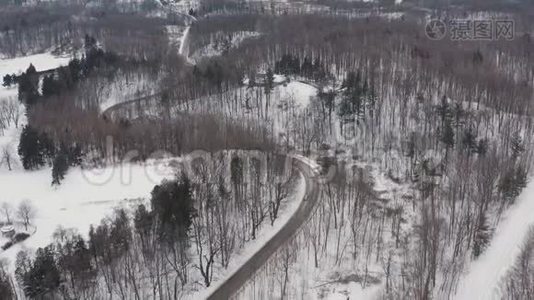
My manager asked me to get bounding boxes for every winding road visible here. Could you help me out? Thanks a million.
[102,16,323,298]
[103,89,323,300]
[207,156,321,300]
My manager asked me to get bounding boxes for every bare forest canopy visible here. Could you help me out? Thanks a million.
[3,2,534,299]
[10,10,534,169]
[0,5,181,59]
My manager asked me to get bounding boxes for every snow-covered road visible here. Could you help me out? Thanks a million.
[206,156,321,300]
[179,26,191,57]
[455,177,534,300]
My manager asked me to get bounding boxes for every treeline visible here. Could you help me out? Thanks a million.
[0,4,82,57]
[19,37,275,182]
[501,226,534,299]
[188,14,260,55]
[0,5,176,59]
[274,53,331,82]
[15,36,122,184]
[16,36,120,107]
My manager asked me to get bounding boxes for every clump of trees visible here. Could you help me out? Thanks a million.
[16,199,36,232]
[17,35,120,106]
[0,260,14,300]
[338,70,376,125]
[274,53,331,82]
[17,125,55,170]
[2,74,17,87]
[501,226,534,298]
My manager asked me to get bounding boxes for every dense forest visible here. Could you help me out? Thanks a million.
[1,0,534,299]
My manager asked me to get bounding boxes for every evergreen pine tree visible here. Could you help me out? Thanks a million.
[26,64,36,75]
[151,175,195,240]
[21,246,60,298]
[2,74,12,87]
[51,152,69,186]
[41,75,59,98]
[17,72,40,105]
[18,126,45,170]
[0,262,14,300]
[39,131,56,162]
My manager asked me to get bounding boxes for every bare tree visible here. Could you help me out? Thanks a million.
[1,146,13,171]
[0,99,22,129]
[17,200,36,231]
[1,203,13,225]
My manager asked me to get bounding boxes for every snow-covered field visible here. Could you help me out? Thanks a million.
[0,52,72,76]
[0,161,175,268]
[0,53,177,270]
[0,52,73,99]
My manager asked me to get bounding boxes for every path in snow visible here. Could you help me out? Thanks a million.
[179,26,191,57]
[455,177,534,300]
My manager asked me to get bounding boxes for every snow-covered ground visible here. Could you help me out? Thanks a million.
[97,71,160,112]
[0,53,73,168]
[0,52,72,76]
[166,25,191,57]
[0,52,174,265]
[0,160,176,268]
[0,52,73,99]
[454,176,534,300]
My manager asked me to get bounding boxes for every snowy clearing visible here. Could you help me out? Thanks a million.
[0,161,176,268]
[0,52,72,76]
[0,52,73,100]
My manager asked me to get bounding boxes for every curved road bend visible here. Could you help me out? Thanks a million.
[207,156,320,300]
